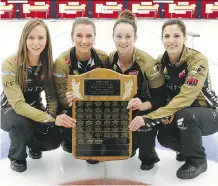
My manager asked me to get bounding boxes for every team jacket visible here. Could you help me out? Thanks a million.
[1,54,57,123]
[109,48,166,111]
[53,47,110,112]
[141,47,218,130]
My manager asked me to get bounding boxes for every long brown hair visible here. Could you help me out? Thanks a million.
[162,19,186,38]
[113,9,137,36]
[16,19,53,91]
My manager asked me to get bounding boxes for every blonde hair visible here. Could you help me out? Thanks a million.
[16,19,53,90]
[113,10,137,35]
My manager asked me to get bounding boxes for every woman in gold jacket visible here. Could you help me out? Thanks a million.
[130,19,218,179]
[53,17,110,164]
[0,19,74,173]
[109,10,166,171]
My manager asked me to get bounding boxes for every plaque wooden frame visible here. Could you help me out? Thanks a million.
[68,68,137,161]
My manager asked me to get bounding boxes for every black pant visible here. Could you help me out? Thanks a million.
[62,109,160,164]
[157,107,218,161]
[1,107,62,161]
[132,127,159,164]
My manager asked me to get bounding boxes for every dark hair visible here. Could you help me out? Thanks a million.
[113,9,137,35]
[162,19,186,38]
[71,17,96,37]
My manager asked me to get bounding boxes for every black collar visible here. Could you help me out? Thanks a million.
[69,47,104,74]
[162,45,185,69]
[162,51,178,68]
[111,51,138,73]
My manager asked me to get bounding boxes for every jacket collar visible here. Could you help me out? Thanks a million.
[69,47,104,74]
[162,45,189,68]
[111,48,139,73]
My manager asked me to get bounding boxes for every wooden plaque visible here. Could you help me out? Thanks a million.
[68,68,137,161]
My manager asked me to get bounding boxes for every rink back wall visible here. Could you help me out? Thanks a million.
[0,0,218,19]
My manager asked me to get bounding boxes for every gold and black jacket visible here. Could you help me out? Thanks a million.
[53,47,110,113]
[141,47,218,130]
[109,47,166,111]
[1,54,57,123]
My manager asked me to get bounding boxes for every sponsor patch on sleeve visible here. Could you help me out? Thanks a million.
[1,71,16,76]
[153,63,161,72]
[185,77,199,86]
[190,65,206,76]
[53,72,66,78]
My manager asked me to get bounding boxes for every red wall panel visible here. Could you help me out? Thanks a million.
[56,0,88,19]
[201,0,218,18]
[2,0,218,19]
[0,0,16,19]
[92,0,124,19]
[19,0,52,19]
[163,0,197,18]
[128,1,161,18]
